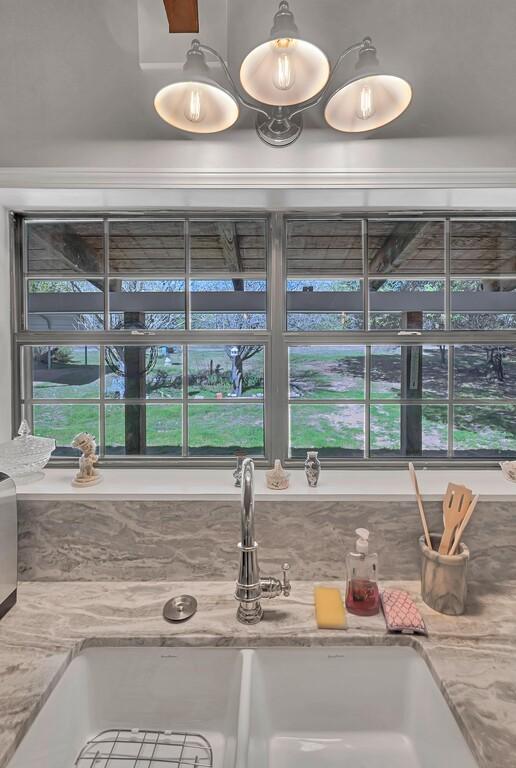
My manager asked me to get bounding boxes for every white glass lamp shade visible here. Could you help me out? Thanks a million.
[154,80,239,134]
[240,37,330,106]
[324,74,412,133]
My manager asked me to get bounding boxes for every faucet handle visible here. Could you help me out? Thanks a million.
[281,562,291,596]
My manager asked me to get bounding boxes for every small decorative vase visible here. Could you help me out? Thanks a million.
[305,450,321,487]
[265,459,290,490]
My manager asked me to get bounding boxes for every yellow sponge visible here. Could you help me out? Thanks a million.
[314,586,347,630]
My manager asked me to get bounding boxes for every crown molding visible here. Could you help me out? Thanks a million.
[1,167,516,189]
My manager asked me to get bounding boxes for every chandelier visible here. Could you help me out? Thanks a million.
[154,1,412,147]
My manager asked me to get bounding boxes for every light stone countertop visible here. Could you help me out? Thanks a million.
[0,580,515,768]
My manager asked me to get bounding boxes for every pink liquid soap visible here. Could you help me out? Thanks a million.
[345,578,380,616]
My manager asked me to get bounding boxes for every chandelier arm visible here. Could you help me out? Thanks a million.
[288,41,365,119]
[197,43,271,119]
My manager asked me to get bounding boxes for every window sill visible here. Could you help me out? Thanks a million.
[14,467,516,502]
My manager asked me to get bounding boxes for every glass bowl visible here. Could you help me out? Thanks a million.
[0,420,56,483]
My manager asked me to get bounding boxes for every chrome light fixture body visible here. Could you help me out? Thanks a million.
[154,2,412,147]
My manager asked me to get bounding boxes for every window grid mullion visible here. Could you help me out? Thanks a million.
[363,219,370,459]
[104,218,110,331]
[99,344,106,459]
[445,218,453,458]
[444,217,451,330]
[448,344,455,458]
[270,211,287,463]
[184,218,190,457]
[22,345,33,430]
[184,218,191,331]
[363,217,369,333]
[365,344,371,459]
[183,344,189,457]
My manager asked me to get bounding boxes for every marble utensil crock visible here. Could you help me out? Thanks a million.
[420,533,469,615]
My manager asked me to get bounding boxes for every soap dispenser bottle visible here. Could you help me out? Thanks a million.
[345,528,380,616]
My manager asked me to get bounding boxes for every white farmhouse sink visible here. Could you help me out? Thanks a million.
[245,647,477,768]
[8,646,477,768]
[8,647,242,768]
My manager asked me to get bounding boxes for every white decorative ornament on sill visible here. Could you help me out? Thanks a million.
[265,459,290,490]
[154,1,412,147]
[71,433,102,487]
[500,461,516,483]
[0,419,55,484]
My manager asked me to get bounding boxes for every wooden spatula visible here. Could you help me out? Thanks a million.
[449,494,479,556]
[439,483,473,555]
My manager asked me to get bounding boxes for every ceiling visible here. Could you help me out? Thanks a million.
[0,0,515,165]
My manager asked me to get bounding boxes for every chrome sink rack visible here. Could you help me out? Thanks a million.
[75,728,213,767]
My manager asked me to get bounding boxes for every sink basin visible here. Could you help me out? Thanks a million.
[245,647,477,768]
[8,646,477,768]
[8,647,243,768]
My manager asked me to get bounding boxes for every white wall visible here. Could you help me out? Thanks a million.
[2,132,516,179]
[0,209,11,442]
[1,0,516,172]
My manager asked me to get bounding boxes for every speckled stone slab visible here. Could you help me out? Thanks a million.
[17,499,516,583]
[0,580,515,768]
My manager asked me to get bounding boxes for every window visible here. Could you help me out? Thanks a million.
[13,213,516,465]
[18,217,268,459]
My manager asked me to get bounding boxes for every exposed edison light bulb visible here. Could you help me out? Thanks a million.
[183,86,204,123]
[272,38,296,91]
[356,84,375,120]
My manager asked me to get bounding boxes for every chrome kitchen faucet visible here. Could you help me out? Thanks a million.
[235,457,291,624]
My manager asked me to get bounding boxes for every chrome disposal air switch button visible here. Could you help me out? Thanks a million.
[163,595,198,623]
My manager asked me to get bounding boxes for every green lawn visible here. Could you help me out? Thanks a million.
[289,346,365,400]
[30,344,516,458]
[33,346,101,399]
[33,403,99,455]
[188,403,264,455]
[290,404,364,457]
[105,404,182,454]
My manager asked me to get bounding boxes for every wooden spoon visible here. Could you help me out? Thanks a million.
[439,483,473,555]
[408,462,432,549]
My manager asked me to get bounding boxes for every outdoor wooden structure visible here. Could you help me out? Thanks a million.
[26,218,516,275]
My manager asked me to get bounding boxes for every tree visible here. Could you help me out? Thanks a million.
[225,345,261,396]
[33,346,74,366]
[483,345,515,384]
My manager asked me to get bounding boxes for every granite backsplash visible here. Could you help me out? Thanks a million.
[17,499,516,583]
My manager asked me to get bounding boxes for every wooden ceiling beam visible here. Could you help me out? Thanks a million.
[163,0,199,33]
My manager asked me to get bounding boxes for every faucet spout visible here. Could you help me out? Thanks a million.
[235,457,291,624]
[235,458,263,624]
[240,457,255,547]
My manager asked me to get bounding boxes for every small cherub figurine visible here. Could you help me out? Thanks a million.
[71,432,102,487]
